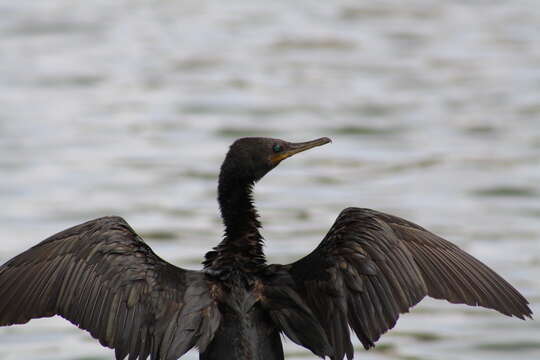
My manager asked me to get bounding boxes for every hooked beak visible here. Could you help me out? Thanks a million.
[270,137,332,164]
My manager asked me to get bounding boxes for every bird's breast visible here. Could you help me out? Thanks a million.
[201,279,283,360]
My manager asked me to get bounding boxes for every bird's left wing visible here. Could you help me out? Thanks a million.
[0,216,220,360]
[272,207,531,360]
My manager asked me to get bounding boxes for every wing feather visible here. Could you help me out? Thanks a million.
[281,207,531,360]
[0,216,221,360]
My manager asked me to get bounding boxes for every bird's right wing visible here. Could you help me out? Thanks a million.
[0,216,220,360]
[276,207,531,360]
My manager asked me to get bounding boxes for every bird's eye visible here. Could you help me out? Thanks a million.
[272,144,282,153]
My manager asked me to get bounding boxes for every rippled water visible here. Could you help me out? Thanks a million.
[1,1,539,359]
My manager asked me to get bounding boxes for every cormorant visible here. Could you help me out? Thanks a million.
[0,137,532,360]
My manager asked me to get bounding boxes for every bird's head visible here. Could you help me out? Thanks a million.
[220,137,332,184]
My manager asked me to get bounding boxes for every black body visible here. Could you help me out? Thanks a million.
[0,137,532,360]
[200,273,284,360]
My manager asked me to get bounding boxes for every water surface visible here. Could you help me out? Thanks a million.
[0,1,539,359]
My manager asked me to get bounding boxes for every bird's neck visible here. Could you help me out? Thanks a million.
[203,174,266,271]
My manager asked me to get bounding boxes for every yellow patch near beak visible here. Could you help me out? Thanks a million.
[270,152,293,164]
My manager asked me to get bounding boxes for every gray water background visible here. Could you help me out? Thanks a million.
[0,1,539,359]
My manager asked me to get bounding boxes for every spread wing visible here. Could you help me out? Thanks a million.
[0,216,220,360]
[283,207,532,360]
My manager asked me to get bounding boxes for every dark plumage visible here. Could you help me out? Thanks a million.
[0,137,532,360]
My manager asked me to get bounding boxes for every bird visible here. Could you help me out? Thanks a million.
[0,136,532,360]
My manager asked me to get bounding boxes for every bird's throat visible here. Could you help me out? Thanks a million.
[203,177,266,271]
